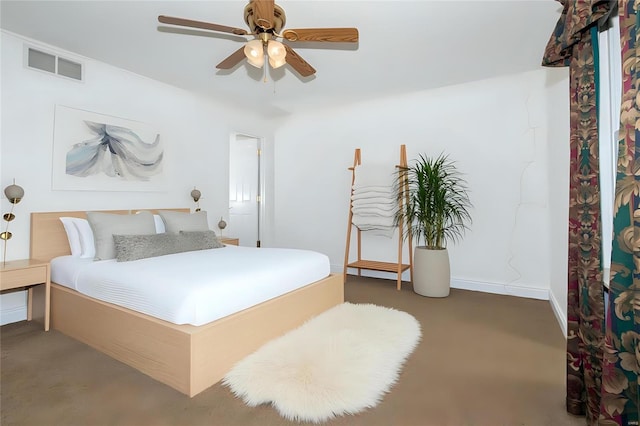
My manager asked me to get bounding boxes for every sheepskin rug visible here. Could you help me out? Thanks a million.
[222,302,422,423]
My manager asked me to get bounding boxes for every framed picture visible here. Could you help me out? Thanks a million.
[52,105,166,192]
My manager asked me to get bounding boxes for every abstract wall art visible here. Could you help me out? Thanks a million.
[52,105,166,191]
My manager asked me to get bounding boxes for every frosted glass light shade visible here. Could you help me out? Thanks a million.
[244,40,265,68]
[190,188,201,202]
[267,40,286,68]
[4,184,24,204]
[269,56,286,68]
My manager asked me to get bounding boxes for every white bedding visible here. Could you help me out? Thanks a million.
[50,245,331,326]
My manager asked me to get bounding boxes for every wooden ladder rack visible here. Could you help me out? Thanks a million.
[343,145,413,290]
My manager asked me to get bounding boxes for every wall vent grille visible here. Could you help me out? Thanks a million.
[25,46,83,81]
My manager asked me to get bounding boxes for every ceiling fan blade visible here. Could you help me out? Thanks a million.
[282,28,359,43]
[284,45,316,77]
[251,0,275,30]
[216,47,246,70]
[158,15,248,36]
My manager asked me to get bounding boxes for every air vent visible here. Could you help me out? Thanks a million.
[25,46,83,81]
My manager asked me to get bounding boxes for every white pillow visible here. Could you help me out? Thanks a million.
[59,217,82,257]
[74,218,96,259]
[154,215,166,233]
[59,217,96,259]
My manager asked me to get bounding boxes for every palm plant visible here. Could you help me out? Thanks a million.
[395,153,472,249]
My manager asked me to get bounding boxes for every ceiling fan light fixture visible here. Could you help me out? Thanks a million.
[159,6,359,78]
[247,54,265,68]
[268,56,286,69]
[267,40,287,68]
[244,39,264,68]
[267,40,286,60]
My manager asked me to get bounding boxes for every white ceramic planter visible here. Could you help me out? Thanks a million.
[413,246,450,297]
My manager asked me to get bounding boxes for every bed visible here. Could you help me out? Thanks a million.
[29,209,344,397]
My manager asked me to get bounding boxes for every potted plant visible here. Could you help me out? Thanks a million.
[395,153,472,297]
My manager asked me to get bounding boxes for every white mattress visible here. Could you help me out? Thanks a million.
[50,245,331,326]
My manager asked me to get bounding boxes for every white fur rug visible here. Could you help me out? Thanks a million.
[222,302,421,423]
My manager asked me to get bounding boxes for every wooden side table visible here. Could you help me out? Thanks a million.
[220,237,239,246]
[0,259,50,331]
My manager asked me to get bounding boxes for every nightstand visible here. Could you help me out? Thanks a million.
[0,259,50,331]
[220,237,239,246]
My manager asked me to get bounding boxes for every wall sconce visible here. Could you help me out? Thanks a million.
[190,187,202,212]
[2,179,25,265]
[217,217,227,236]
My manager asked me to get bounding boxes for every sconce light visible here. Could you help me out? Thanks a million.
[217,217,227,236]
[2,179,25,265]
[190,187,202,212]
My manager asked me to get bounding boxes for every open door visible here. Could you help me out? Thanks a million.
[229,133,261,247]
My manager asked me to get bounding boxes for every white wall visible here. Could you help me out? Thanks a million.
[545,69,570,336]
[0,31,276,324]
[273,69,570,313]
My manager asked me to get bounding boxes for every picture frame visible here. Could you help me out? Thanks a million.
[51,105,166,192]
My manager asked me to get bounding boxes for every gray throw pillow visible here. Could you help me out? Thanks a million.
[179,230,224,250]
[113,230,224,262]
[158,210,209,233]
[87,211,156,260]
[114,233,181,262]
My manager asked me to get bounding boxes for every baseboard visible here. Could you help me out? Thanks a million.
[0,306,27,326]
[451,278,549,300]
[548,289,567,337]
[337,264,550,300]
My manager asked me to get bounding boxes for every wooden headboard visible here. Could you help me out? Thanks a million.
[30,208,189,262]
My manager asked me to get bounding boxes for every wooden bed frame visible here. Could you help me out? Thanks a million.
[29,209,344,397]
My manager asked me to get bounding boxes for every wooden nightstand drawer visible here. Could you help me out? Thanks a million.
[1,259,51,331]
[1,265,47,290]
[220,237,239,246]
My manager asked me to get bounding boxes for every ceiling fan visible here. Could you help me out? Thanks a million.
[158,0,359,78]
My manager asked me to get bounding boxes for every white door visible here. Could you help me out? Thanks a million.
[229,134,261,247]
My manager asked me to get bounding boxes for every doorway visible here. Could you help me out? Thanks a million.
[229,133,262,247]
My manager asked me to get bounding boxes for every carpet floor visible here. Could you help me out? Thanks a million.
[1,276,584,426]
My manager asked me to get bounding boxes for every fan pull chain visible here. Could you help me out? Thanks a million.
[263,55,268,83]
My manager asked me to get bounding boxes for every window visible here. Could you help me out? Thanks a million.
[598,16,621,287]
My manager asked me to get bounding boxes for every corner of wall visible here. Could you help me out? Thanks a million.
[548,287,567,337]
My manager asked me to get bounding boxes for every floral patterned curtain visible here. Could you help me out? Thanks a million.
[603,1,640,424]
[542,0,614,424]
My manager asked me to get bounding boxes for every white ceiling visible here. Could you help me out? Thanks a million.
[1,0,561,117]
